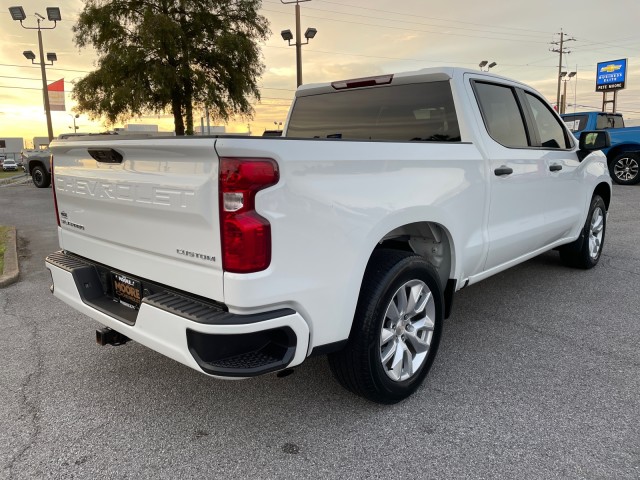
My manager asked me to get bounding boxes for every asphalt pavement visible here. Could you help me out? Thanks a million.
[1,182,638,479]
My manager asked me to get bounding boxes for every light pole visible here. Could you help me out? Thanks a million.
[274,121,282,131]
[9,5,61,143]
[69,113,79,132]
[560,71,576,114]
[280,0,317,87]
[479,60,497,72]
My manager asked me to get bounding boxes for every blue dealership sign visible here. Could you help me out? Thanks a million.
[596,59,627,91]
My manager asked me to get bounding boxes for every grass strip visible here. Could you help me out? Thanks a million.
[0,226,8,275]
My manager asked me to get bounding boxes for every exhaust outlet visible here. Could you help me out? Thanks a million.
[96,327,130,346]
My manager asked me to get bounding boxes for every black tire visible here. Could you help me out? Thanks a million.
[609,152,640,185]
[328,249,444,404]
[32,165,51,188]
[559,195,606,269]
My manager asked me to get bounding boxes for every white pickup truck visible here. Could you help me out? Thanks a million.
[46,67,612,404]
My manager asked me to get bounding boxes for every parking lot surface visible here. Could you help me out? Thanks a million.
[1,183,639,479]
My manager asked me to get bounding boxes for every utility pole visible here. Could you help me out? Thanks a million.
[550,30,575,110]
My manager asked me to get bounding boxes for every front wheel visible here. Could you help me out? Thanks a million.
[559,195,606,269]
[328,249,444,404]
[32,165,51,188]
[609,152,640,185]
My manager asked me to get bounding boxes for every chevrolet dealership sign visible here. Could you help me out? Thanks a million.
[596,59,627,91]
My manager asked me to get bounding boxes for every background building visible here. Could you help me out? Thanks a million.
[0,137,26,161]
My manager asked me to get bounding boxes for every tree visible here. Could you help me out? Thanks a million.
[72,0,270,135]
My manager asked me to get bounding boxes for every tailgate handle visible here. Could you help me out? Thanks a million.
[88,148,123,164]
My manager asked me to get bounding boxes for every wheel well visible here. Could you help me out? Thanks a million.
[594,182,611,210]
[606,145,640,165]
[374,222,453,291]
[28,160,46,175]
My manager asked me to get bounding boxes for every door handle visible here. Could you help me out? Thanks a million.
[549,163,563,172]
[494,166,513,176]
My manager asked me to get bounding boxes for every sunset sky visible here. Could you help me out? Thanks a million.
[1,0,640,144]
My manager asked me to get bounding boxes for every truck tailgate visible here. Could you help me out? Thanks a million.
[51,137,224,302]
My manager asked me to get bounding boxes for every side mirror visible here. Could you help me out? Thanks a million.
[579,130,611,151]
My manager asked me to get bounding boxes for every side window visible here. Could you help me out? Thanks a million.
[524,93,569,149]
[474,82,529,148]
[562,114,588,132]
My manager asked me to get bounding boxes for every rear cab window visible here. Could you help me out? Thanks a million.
[596,114,624,129]
[286,81,461,142]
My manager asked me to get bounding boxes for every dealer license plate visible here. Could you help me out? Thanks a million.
[112,272,143,310]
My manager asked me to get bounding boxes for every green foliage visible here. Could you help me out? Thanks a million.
[72,0,270,135]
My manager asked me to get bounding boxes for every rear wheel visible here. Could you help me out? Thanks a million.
[609,152,640,185]
[559,195,606,269]
[328,249,444,404]
[32,165,51,188]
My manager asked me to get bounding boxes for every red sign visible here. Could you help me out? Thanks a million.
[47,78,65,111]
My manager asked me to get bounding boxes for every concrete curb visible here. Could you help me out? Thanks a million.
[0,226,19,287]
[0,173,29,187]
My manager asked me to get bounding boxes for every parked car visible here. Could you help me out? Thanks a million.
[561,111,640,185]
[2,159,18,171]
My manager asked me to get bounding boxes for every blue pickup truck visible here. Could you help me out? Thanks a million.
[561,111,640,185]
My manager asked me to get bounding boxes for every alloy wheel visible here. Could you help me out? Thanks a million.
[613,157,639,182]
[379,279,435,382]
[589,206,605,260]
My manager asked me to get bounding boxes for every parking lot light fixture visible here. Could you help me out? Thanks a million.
[46,7,61,22]
[8,5,60,142]
[9,6,26,20]
[304,27,317,40]
[480,60,497,72]
[280,29,293,42]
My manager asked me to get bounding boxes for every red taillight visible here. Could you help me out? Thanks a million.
[219,157,279,273]
[51,154,60,227]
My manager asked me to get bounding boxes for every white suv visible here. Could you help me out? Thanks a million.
[2,159,18,171]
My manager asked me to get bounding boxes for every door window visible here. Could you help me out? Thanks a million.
[474,82,529,148]
[524,93,570,149]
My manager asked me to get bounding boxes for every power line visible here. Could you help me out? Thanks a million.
[262,7,551,45]
[265,2,550,40]
[266,44,559,68]
[0,63,90,73]
[0,85,41,91]
[294,0,554,35]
